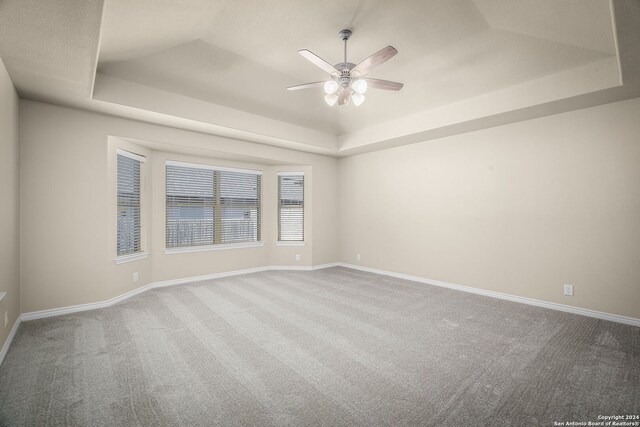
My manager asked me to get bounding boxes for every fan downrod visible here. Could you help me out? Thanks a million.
[336,29,355,87]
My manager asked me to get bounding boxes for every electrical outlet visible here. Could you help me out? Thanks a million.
[563,284,574,296]
[4,311,8,328]
[295,254,301,261]
[357,254,361,262]
[133,272,139,282]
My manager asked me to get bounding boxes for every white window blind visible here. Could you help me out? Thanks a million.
[278,173,304,241]
[166,165,215,248]
[117,151,143,256]
[166,162,261,248]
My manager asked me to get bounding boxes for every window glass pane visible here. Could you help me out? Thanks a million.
[166,165,215,248]
[166,163,261,248]
[220,171,261,243]
[278,175,304,241]
[117,154,141,255]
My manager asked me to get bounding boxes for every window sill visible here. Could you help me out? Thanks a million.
[165,241,264,254]
[276,241,305,247]
[114,252,150,264]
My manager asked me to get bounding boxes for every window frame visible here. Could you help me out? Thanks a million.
[115,149,148,263]
[277,172,305,243]
[165,160,263,254]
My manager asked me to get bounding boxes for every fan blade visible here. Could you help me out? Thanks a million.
[338,88,349,105]
[298,49,339,75]
[287,81,325,91]
[364,78,403,91]
[351,46,398,76]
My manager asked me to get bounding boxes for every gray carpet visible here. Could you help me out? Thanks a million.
[0,267,638,426]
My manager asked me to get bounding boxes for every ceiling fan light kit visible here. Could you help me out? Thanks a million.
[287,29,403,107]
[351,78,367,94]
[324,93,339,106]
[324,80,339,95]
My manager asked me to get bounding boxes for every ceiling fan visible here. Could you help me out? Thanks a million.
[287,29,403,106]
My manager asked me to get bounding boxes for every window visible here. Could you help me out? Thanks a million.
[117,150,144,256]
[278,173,304,241]
[166,161,262,249]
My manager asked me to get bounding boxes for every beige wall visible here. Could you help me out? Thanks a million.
[339,97,640,319]
[16,95,640,320]
[20,100,339,314]
[0,58,20,351]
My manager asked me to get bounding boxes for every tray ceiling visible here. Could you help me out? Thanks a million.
[1,0,638,156]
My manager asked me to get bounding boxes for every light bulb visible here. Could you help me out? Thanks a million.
[324,80,339,95]
[324,93,338,106]
[352,92,365,106]
[351,79,367,94]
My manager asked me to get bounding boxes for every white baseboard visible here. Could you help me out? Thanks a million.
[0,316,21,367]
[269,265,313,271]
[19,263,338,322]
[15,260,637,363]
[308,262,341,270]
[269,262,340,271]
[337,263,640,327]
[151,266,271,289]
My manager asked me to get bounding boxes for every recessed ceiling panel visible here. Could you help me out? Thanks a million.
[97,0,618,137]
[337,27,613,133]
[99,40,339,133]
[1,0,630,157]
[473,0,616,54]
[200,0,489,82]
[99,0,229,62]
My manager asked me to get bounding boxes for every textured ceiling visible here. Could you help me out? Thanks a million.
[473,0,617,54]
[100,40,340,134]
[97,0,617,134]
[0,0,103,99]
[1,0,637,156]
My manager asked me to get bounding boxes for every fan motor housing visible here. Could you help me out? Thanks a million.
[334,62,356,87]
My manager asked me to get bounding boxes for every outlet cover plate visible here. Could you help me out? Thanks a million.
[563,284,574,296]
